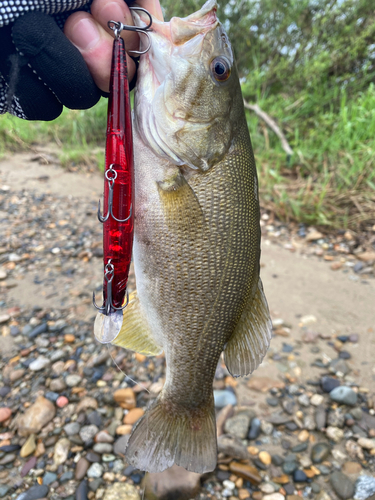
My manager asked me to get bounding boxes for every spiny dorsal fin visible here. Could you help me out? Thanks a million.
[224,278,272,377]
[112,291,163,356]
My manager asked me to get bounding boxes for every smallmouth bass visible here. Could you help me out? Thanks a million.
[110,0,272,473]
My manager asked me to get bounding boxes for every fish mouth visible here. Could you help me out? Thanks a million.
[132,0,222,168]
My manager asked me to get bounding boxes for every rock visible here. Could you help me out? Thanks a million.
[28,322,48,339]
[95,430,114,443]
[229,462,262,485]
[103,482,140,500]
[123,408,145,425]
[65,374,82,387]
[326,426,344,442]
[0,486,10,498]
[214,390,237,408]
[53,438,70,466]
[17,396,56,436]
[298,394,310,407]
[79,425,99,443]
[342,462,362,480]
[64,422,81,436]
[328,408,345,428]
[354,476,375,500]
[87,462,103,478]
[293,470,307,482]
[113,388,136,409]
[248,377,285,392]
[76,479,89,500]
[217,434,249,460]
[76,396,98,413]
[113,434,129,456]
[15,485,49,500]
[75,457,90,480]
[49,378,66,392]
[248,417,261,439]
[260,484,275,494]
[261,420,274,435]
[315,407,327,430]
[267,411,292,425]
[43,471,57,485]
[330,471,355,499]
[93,443,113,454]
[330,386,358,406]
[0,407,11,423]
[357,437,375,450]
[346,440,365,460]
[10,368,25,382]
[311,442,331,463]
[224,412,251,439]
[262,494,285,500]
[259,451,272,465]
[56,395,69,408]
[20,434,36,457]
[316,493,332,500]
[310,394,324,406]
[321,377,341,393]
[142,464,199,500]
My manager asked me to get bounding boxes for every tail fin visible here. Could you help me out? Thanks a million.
[125,392,217,473]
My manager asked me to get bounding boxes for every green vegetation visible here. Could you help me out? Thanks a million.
[0,0,374,229]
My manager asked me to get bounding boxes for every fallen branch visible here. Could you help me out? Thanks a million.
[243,100,294,156]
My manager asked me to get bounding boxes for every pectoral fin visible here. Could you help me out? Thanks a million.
[224,278,272,377]
[157,171,204,233]
[112,291,163,356]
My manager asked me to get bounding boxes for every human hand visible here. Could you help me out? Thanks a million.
[64,0,164,93]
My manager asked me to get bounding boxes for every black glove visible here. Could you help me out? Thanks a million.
[0,0,131,121]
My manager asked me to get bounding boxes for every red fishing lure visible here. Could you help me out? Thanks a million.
[93,11,152,343]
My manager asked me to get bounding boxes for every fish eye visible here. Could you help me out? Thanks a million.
[211,57,231,82]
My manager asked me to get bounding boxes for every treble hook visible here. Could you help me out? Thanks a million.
[97,164,132,223]
[108,6,153,55]
[93,260,129,316]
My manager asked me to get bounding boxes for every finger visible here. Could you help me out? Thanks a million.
[64,11,136,93]
[137,0,164,21]
[90,0,139,52]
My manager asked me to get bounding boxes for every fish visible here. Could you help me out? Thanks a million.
[111,0,272,473]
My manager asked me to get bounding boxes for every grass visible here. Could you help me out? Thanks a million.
[0,86,374,230]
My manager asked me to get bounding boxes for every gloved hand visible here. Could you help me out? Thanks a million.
[0,0,141,120]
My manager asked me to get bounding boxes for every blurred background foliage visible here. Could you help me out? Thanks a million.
[1,0,374,229]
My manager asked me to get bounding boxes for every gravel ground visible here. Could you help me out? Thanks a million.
[0,149,374,500]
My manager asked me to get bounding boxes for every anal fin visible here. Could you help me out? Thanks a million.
[112,291,163,356]
[224,278,272,377]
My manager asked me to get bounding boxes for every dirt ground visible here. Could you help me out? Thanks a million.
[1,148,374,391]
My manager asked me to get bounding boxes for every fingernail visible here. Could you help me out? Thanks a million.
[70,18,100,51]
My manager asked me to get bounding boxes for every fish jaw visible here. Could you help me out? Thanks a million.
[132,1,237,171]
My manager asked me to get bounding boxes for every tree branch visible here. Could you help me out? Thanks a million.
[243,100,294,156]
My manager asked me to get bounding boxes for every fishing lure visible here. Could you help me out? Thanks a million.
[93,10,152,343]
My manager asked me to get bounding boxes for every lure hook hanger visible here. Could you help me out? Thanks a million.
[97,164,133,223]
[108,6,153,55]
[93,260,129,315]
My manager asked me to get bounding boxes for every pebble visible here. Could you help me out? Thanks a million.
[330,470,355,499]
[298,394,310,407]
[225,412,252,439]
[56,395,69,408]
[75,457,90,480]
[123,408,145,425]
[17,396,56,436]
[76,480,89,500]
[87,462,104,478]
[0,407,11,423]
[79,425,99,443]
[330,386,358,406]
[0,486,10,498]
[248,417,261,439]
[326,426,344,442]
[311,442,331,463]
[65,374,82,387]
[293,470,308,482]
[229,462,262,484]
[217,435,249,460]
[261,420,274,435]
[113,388,136,409]
[259,451,272,465]
[53,438,70,466]
[15,485,49,500]
[262,494,285,500]
[214,390,237,408]
[43,471,57,485]
[93,443,113,454]
[321,377,341,393]
[357,437,375,450]
[20,434,36,457]
[28,322,48,339]
[354,476,375,500]
[64,422,81,436]
[103,482,140,500]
